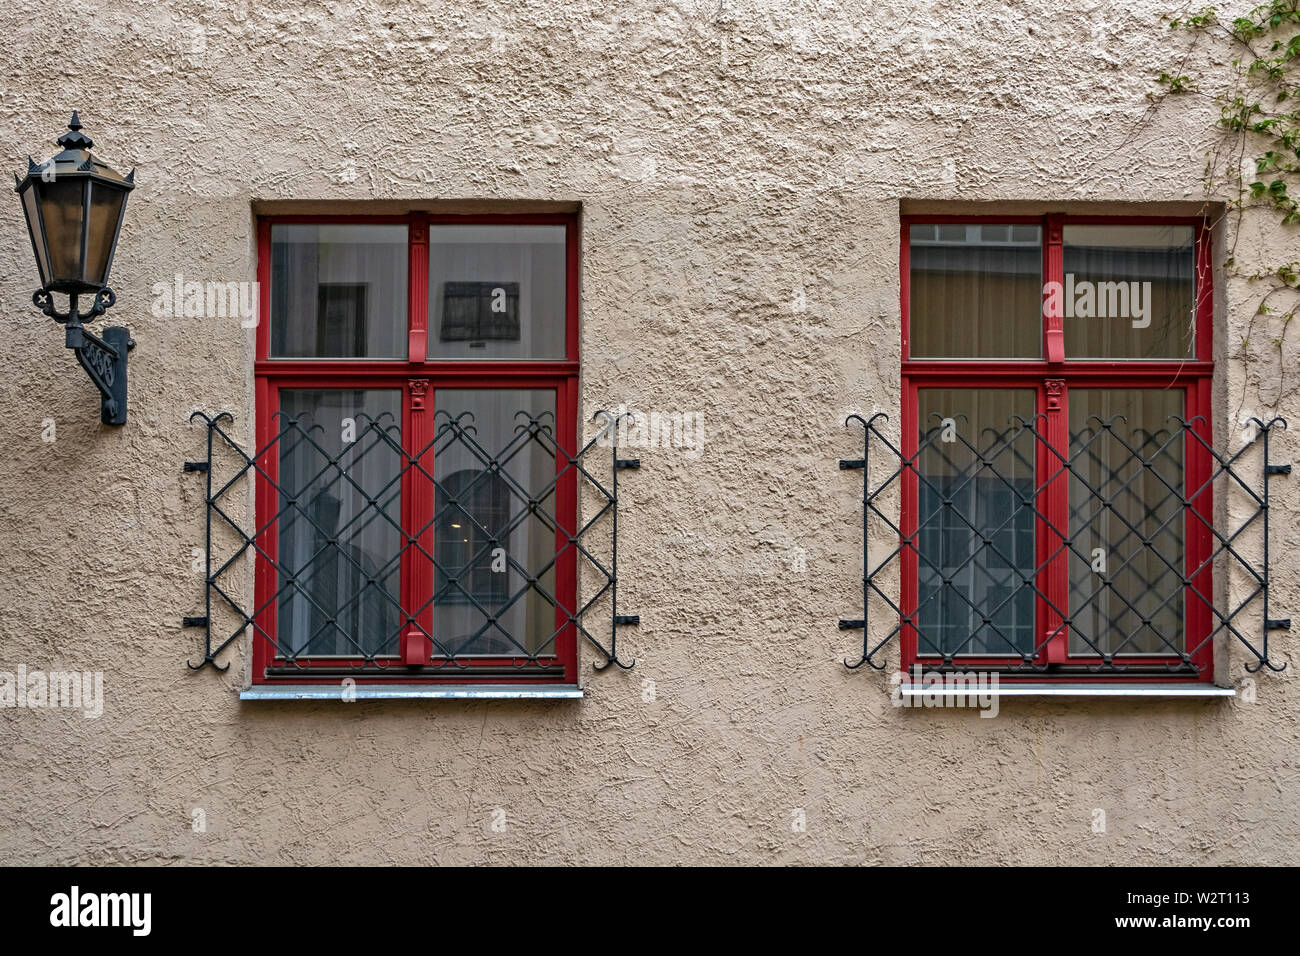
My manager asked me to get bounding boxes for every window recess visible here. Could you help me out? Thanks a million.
[839,215,1291,682]
[182,213,639,687]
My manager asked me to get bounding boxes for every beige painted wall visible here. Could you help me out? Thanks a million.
[1,1,1297,865]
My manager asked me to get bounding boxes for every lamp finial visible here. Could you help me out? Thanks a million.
[56,111,93,151]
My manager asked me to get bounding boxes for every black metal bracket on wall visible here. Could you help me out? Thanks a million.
[838,411,1291,675]
[181,408,641,675]
[601,446,642,670]
[838,412,891,671]
[33,287,133,425]
[181,412,234,671]
[1255,418,1292,671]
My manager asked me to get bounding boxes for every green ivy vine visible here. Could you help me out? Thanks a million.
[1154,2,1300,407]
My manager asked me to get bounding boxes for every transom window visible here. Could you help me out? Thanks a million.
[901,215,1214,680]
[254,213,579,684]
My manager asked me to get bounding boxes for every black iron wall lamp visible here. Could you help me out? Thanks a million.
[14,112,135,425]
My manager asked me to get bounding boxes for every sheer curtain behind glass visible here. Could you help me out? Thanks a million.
[916,389,1037,656]
[1063,225,1195,359]
[1068,389,1184,655]
[277,390,402,658]
[270,224,408,358]
[427,226,566,360]
[910,224,1042,358]
[433,389,557,656]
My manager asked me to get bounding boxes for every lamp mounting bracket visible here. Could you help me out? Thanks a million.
[32,286,133,426]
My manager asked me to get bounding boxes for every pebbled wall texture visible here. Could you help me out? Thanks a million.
[1,0,1298,865]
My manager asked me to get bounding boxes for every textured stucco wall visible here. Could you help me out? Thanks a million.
[1,1,1297,865]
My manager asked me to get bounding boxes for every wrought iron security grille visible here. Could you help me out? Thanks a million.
[183,408,640,678]
[839,411,1290,676]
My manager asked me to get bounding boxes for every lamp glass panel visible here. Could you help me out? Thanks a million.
[20,185,50,285]
[39,177,86,283]
[85,182,126,286]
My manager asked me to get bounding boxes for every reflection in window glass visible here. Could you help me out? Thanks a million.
[271,224,408,358]
[1068,389,1185,656]
[910,224,1042,358]
[1062,225,1195,359]
[428,226,566,360]
[433,389,557,656]
[277,389,403,658]
[916,389,1037,656]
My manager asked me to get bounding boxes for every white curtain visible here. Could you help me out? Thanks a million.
[277,389,403,658]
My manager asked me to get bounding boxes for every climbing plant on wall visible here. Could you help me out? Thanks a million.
[1153,2,1300,406]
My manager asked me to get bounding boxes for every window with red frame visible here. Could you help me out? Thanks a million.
[901,215,1215,681]
[253,214,580,685]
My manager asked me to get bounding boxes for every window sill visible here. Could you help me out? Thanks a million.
[900,683,1234,699]
[240,684,583,701]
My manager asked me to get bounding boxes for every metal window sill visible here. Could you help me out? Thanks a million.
[901,683,1234,698]
[240,684,583,701]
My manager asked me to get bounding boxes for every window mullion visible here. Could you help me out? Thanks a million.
[401,378,435,665]
[1037,215,1070,664]
[399,214,432,665]
[1044,213,1065,364]
[1038,377,1072,664]
[409,213,429,363]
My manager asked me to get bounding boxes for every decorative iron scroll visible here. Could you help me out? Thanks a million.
[33,286,132,425]
[839,411,1290,676]
[183,409,640,676]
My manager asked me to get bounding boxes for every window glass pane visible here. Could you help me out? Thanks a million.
[433,389,558,656]
[1068,389,1184,655]
[271,224,408,358]
[277,389,403,658]
[428,225,566,360]
[1062,225,1195,359]
[916,389,1037,656]
[909,224,1041,358]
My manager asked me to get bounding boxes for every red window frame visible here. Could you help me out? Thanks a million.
[253,212,581,685]
[900,214,1215,683]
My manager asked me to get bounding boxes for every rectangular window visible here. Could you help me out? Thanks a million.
[427,225,567,360]
[255,213,580,685]
[901,214,1213,681]
[276,388,403,660]
[915,388,1036,657]
[270,224,408,359]
[908,223,1042,358]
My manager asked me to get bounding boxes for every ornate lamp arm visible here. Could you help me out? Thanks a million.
[31,286,133,426]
